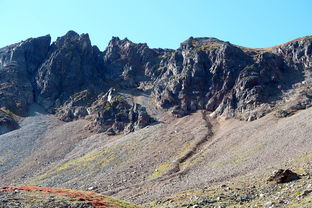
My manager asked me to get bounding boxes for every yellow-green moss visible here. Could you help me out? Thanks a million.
[212,160,232,168]
[106,196,141,208]
[211,144,265,168]
[56,148,112,171]
[31,146,118,183]
[0,108,21,120]
[233,144,264,165]
[176,141,192,158]
[149,163,172,179]
[294,152,312,162]
[0,156,6,165]
[197,42,221,51]
[181,151,209,169]
[148,200,158,207]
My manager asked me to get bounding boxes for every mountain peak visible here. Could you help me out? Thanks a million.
[180,36,226,50]
[0,32,311,130]
[0,32,312,208]
[64,30,79,38]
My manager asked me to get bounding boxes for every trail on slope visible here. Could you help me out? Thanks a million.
[163,111,215,175]
[105,110,217,202]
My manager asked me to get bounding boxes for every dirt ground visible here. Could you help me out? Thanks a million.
[0,102,312,205]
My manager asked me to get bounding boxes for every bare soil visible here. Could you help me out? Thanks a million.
[0,102,312,206]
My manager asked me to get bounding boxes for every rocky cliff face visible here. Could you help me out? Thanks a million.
[0,32,311,134]
[35,31,105,111]
[0,35,50,115]
[152,37,310,120]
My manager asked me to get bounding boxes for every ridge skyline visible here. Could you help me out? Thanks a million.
[3,30,311,52]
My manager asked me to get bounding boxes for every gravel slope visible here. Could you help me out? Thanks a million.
[108,107,312,204]
[0,104,311,205]
[0,105,61,176]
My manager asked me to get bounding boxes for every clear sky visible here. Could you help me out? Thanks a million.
[1,0,311,50]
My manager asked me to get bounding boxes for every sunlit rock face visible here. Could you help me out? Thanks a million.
[0,32,311,133]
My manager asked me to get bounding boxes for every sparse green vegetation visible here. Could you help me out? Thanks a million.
[176,141,192,158]
[181,151,209,169]
[31,146,118,182]
[0,108,20,120]
[151,149,312,208]
[197,42,221,51]
[111,94,124,103]
[0,156,6,166]
[233,144,264,165]
[149,162,172,179]
[212,144,265,168]
[212,160,232,168]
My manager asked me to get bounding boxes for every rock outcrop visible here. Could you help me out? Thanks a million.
[0,35,51,115]
[0,31,311,134]
[86,94,154,135]
[0,110,19,135]
[35,31,105,111]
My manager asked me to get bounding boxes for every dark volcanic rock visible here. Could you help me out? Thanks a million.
[103,37,167,87]
[56,89,97,122]
[35,31,105,111]
[153,38,252,117]
[0,31,311,134]
[272,36,312,70]
[55,87,155,134]
[152,37,308,120]
[70,203,94,208]
[0,110,19,135]
[85,90,155,134]
[268,169,300,183]
[0,35,51,115]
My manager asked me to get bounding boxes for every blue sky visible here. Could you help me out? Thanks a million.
[1,0,311,50]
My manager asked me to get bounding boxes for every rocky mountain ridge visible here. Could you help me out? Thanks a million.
[0,32,312,207]
[0,31,311,135]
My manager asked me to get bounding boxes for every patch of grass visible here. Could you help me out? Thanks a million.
[212,144,264,168]
[56,148,113,171]
[169,76,175,81]
[32,146,118,182]
[111,95,124,103]
[107,197,140,208]
[294,152,312,162]
[176,141,192,158]
[152,150,312,208]
[232,144,264,165]
[190,151,208,165]
[149,163,172,179]
[229,141,246,152]
[181,151,209,169]
[240,64,259,78]
[0,156,6,166]
[148,200,158,207]
[0,108,21,120]
[103,102,113,111]
[29,142,140,185]
[211,160,232,168]
[197,42,221,51]
[291,152,312,175]
[97,152,117,167]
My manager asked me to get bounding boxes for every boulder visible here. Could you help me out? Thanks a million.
[268,169,300,183]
